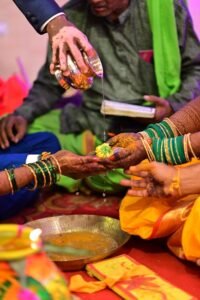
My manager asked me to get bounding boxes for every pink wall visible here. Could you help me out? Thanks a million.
[0,0,200,82]
[188,0,200,39]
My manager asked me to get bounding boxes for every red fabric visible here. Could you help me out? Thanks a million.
[3,190,200,299]
[0,75,29,116]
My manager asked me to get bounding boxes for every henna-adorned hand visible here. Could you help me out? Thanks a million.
[101,133,147,170]
[54,150,107,179]
[121,162,178,197]
[107,132,141,149]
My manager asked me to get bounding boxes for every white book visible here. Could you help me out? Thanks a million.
[101,100,155,118]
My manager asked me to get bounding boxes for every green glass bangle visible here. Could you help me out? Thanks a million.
[37,160,51,186]
[147,124,166,138]
[162,120,174,137]
[45,158,58,184]
[173,136,186,164]
[152,138,165,162]
[28,163,44,188]
[7,168,18,193]
[144,120,175,140]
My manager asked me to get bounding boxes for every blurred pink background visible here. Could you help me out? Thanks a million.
[0,0,200,83]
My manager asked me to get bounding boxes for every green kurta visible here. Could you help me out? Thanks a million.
[15,0,200,192]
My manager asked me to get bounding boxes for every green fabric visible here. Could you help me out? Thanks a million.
[28,110,128,193]
[147,0,181,98]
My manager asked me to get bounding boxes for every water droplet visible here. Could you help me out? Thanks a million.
[75,191,80,196]
[102,192,106,198]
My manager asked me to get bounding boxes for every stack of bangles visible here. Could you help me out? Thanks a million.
[139,118,198,164]
[4,153,61,194]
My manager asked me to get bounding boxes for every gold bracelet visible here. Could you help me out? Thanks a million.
[40,151,51,160]
[187,133,198,159]
[158,139,164,163]
[144,139,156,161]
[169,138,178,165]
[157,123,168,138]
[35,162,47,188]
[139,131,150,140]
[5,169,14,194]
[23,164,38,191]
[164,139,172,164]
[49,155,62,179]
[164,118,182,136]
[183,134,190,162]
[140,138,155,161]
[39,160,53,186]
[169,168,182,196]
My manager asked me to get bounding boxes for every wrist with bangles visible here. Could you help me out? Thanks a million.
[4,152,62,194]
[139,119,198,164]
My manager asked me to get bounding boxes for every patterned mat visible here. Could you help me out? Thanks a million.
[5,188,122,224]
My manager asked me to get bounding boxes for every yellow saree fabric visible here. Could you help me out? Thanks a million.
[120,160,200,264]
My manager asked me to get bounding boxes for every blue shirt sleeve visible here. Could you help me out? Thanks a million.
[0,154,27,169]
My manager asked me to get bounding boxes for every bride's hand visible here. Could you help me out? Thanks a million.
[54,150,106,179]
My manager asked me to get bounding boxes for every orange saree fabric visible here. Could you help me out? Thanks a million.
[120,160,200,264]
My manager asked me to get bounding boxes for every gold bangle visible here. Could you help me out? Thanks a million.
[5,169,14,194]
[140,138,155,161]
[23,165,38,191]
[187,133,198,159]
[35,162,47,188]
[169,138,178,165]
[164,138,172,164]
[169,168,182,196]
[140,138,151,161]
[183,134,190,162]
[149,128,159,138]
[164,118,182,136]
[157,123,168,138]
[40,151,51,160]
[145,139,156,161]
[139,131,150,140]
[39,160,53,186]
[49,155,62,178]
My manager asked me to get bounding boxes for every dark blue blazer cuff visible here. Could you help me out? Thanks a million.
[13,0,63,33]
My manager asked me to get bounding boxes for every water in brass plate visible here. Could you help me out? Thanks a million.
[26,215,130,271]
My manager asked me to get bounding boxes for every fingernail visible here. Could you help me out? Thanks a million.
[143,95,149,100]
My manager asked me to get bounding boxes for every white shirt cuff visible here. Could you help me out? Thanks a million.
[26,155,40,164]
[41,12,65,33]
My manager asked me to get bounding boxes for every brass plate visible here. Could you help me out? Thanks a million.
[26,215,130,271]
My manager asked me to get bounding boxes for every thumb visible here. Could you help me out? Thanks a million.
[144,95,164,105]
[14,123,26,143]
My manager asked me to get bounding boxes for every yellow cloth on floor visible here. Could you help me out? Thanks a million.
[69,275,106,293]
[120,159,200,263]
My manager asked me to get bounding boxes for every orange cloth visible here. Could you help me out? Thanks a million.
[120,159,200,264]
